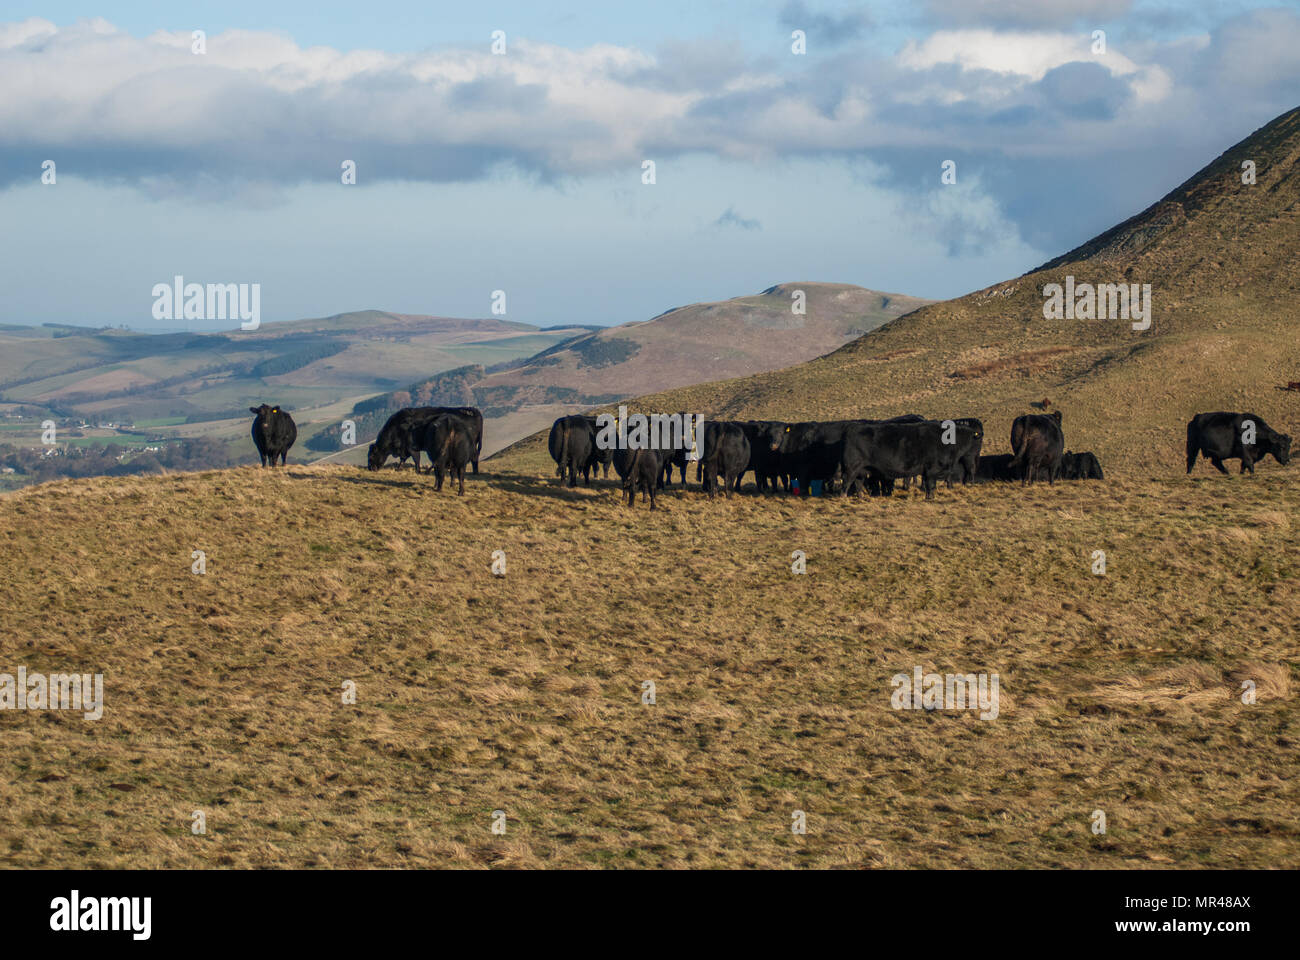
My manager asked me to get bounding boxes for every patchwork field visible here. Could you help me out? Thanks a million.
[1,461,1295,868]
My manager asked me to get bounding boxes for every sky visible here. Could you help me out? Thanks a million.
[1,1,1297,331]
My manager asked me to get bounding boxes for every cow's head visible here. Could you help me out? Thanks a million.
[366,441,385,471]
[766,422,791,453]
[249,404,276,431]
[1270,432,1292,466]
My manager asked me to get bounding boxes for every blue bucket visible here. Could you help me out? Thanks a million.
[810,479,823,496]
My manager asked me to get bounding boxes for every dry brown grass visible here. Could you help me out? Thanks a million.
[1,462,1297,868]
[947,347,1076,381]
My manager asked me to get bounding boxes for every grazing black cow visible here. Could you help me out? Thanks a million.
[839,420,965,500]
[1186,412,1292,475]
[368,406,483,473]
[974,453,1021,482]
[763,420,852,494]
[249,404,297,467]
[702,422,750,499]
[549,415,598,487]
[622,447,660,509]
[611,444,632,481]
[897,417,983,490]
[421,414,475,495]
[1009,411,1065,484]
[657,412,698,487]
[584,416,615,479]
[1060,450,1104,480]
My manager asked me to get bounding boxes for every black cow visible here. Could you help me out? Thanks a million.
[421,414,475,495]
[763,420,853,494]
[702,422,750,499]
[897,417,983,490]
[736,420,788,492]
[1060,450,1104,480]
[622,447,660,509]
[249,404,297,467]
[840,420,965,500]
[1186,412,1292,475]
[658,412,698,487]
[1009,411,1064,484]
[549,415,598,487]
[368,406,483,473]
[974,453,1021,483]
[584,416,615,479]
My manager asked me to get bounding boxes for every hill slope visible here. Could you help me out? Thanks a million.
[472,283,932,410]
[496,107,1300,475]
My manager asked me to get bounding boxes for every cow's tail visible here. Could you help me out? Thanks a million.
[557,422,570,478]
[1185,420,1198,473]
[1008,419,1023,466]
[439,422,456,465]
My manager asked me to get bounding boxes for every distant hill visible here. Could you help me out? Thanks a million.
[0,311,586,425]
[496,105,1300,475]
[310,283,934,464]
[472,283,933,410]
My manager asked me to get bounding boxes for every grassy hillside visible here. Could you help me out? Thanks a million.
[493,108,1299,475]
[1,465,1296,868]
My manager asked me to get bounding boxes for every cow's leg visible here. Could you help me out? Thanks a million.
[1241,453,1255,475]
[922,471,936,500]
[840,465,858,498]
[1211,458,1229,475]
[457,465,465,495]
[1186,443,1199,474]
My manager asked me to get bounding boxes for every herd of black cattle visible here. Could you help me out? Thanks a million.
[248,403,1292,508]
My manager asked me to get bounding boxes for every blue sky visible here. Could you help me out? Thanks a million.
[1,2,1296,330]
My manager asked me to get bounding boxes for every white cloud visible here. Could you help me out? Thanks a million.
[898,29,1171,104]
[0,12,1291,196]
